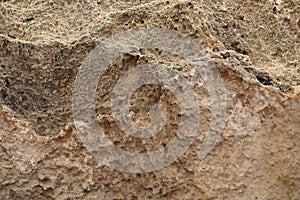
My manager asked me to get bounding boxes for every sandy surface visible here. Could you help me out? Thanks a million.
[0,0,299,199]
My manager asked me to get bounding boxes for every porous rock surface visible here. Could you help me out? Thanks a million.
[0,0,299,199]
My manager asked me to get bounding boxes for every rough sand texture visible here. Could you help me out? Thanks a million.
[0,0,299,199]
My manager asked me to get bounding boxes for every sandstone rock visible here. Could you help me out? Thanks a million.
[0,0,299,199]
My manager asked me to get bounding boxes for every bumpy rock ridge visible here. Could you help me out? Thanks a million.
[0,0,299,199]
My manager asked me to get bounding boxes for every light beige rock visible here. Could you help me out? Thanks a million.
[0,0,299,199]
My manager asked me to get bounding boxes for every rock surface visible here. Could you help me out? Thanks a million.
[0,0,299,199]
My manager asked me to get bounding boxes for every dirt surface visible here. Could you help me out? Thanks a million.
[0,0,299,199]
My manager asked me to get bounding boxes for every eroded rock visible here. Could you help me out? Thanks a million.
[0,0,299,199]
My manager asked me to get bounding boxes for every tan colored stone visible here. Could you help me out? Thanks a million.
[0,0,299,199]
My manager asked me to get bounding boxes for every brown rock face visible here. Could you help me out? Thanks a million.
[0,0,299,199]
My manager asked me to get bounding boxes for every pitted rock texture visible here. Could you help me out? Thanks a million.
[0,0,299,199]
